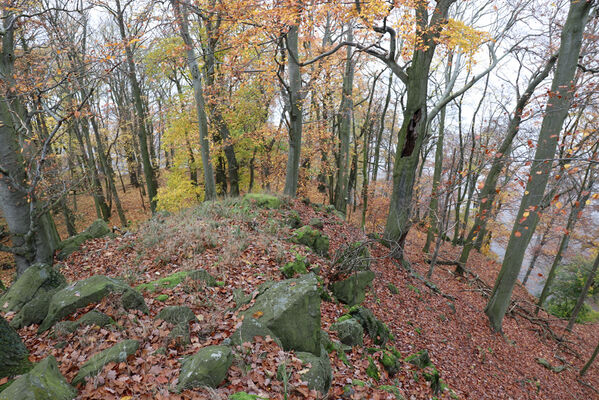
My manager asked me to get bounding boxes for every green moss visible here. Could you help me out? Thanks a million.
[243,193,282,209]
[229,392,267,400]
[280,255,309,278]
[387,283,399,294]
[156,294,169,301]
[405,350,432,369]
[337,314,352,323]
[136,269,216,293]
[72,340,139,385]
[366,357,380,381]
[291,226,329,256]
[380,351,400,376]
[352,379,367,387]
[379,385,405,399]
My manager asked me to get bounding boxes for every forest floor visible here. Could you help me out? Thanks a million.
[1,192,599,399]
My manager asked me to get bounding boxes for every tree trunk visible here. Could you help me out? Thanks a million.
[485,0,593,332]
[580,339,599,377]
[171,0,216,201]
[372,73,393,183]
[334,26,354,213]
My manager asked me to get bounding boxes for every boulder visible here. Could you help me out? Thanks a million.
[279,256,309,279]
[136,269,217,293]
[0,315,31,379]
[0,356,76,400]
[296,345,332,394]
[285,210,302,228]
[380,349,401,376]
[53,310,114,337]
[309,218,323,229]
[39,276,147,332]
[290,226,329,256]
[58,219,110,260]
[349,306,391,346]
[72,340,139,385]
[243,193,282,209]
[155,306,197,325]
[0,264,67,329]
[243,274,321,355]
[330,270,375,306]
[177,345,232,391]
[333,241,371,273]
[331,319,363,346]
[230,317,281,347]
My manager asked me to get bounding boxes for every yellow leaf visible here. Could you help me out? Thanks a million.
[252,311,264,319]
[555,201,563,209]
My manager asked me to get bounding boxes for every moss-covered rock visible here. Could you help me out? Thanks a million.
[0,356,76,400]
[380,351,401,376]
[366,356,380,381]
[285,210,302,228]
[331,318,363,346]
[156,306,196,325]
[177,345,232,391]
[330,270,374,306]
[296,345,332,394]
[53,311,113,337]
[243,274,321,355]
[230,317,282,347]
[290,226,329,256]
[0,264,67,329]
[405,350,432,369]
[387,283,399,295]
[348,306,391,346]
[280,256,309,278]
[232,288,252,310]
[72,340,139,385]
[57,220,111,260]
[0,315,31,379]
[39,276,147,332]
[378,385,405,400]
[169,323,191,347]
[136,269,217,293]
[309,218,323,229]
[243,193,282,209]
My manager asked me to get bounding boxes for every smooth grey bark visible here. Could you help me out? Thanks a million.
[485,0,594,332]
[283,22,303,197]
[567,251,599,331]
[521,218,555,287]
[171,0,216,200]
[334,26,354,213]
[114,0,158,211]
[0,12,58,275]
[456,53,558,273]
[372,72,393,183]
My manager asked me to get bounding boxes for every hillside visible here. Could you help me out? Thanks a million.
[1,197,598,399]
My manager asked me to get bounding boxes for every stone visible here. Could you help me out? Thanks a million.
[243,274,321,355]
[243,193,282,209]
[285,210,302,228]
[405,350,432,369]
[387,283,399,294]
[349,306,391,346]
[330,270,375,306]
[232,288,252,310]
[57,219,111,260]
[309,218,323,229]
[290,226,329,256]
[296,345,332,394]
[136,269,217,293]
[53,311,113,337]
[230,317,281,347]
[331,318,363,346]
[72,340,139,385]
[366,356,380,381]
[156,306,197,325]
[177,345,232,391]
[39,276,147,332]
[0,356,76,400]
[380,350,401,376]
[0,315,31,379]
[280,256,309,278]
[169,323,191,347]
[0,264,67,329]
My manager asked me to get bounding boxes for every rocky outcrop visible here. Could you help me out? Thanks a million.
[0,356,76,400]
[57,219,111,260]
[155,306,197,347]
[177,345,233,391]
[39,276,147,332]
[329,270,375,306]
[72,340,139,386]
[0,264,67,329]
[230,317,281,348]
[331,318,363,346]
[290,226,329,256]
[243,193,282,209]
[0,315,31,379]
[296,345,332,394]
[243,274,321,355]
